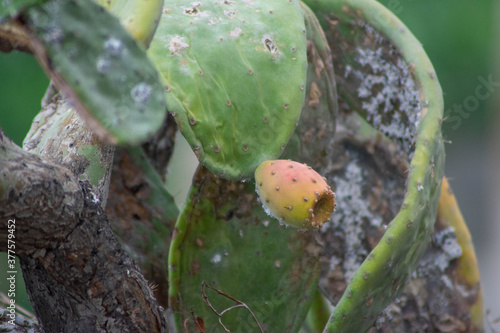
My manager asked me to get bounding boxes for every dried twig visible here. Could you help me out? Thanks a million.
[201,281,264,333]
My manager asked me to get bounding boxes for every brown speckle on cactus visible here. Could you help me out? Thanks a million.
[254,160,335,229]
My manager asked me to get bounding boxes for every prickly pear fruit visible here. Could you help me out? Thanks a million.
[254,160,335,229]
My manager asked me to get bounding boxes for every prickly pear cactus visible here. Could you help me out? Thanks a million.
[148,0,308,179]
[0,0,484,331]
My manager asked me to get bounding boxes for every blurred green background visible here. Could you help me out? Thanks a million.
[0,0,498,325]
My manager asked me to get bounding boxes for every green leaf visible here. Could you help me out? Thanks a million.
[25,0,166,145]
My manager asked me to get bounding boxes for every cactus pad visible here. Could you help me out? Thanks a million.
[299,0,446,331]
[148,0,308,179]
[24,0,166,145]
[168,167,319,332]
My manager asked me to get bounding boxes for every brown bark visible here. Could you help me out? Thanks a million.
[0,131,83,255]
[0,130,169,332]
[0,21,33,54]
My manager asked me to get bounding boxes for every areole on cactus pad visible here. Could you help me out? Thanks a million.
[148,0,308,180]
[254,160,335,229]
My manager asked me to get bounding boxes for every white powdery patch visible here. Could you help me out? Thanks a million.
[90,191,100,204]
[328,161,383,282]
[255,185,282,226]
[329,256,341,272]
[433,227,463,271]
[211,253,222,264]
[168,36,190,55]
[223,10,237,19]
[230,27,242,38]
[413,226,463,277]
[347,47,421,154]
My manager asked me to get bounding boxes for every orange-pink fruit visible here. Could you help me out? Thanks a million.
[254,160,336,229]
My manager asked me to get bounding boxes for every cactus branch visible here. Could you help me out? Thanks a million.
[0,129,168,332]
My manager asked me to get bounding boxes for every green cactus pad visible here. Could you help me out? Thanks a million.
[24,0,166,145]
[300,0,445,331]
[148,0,308,180]
[168,167,319,332]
